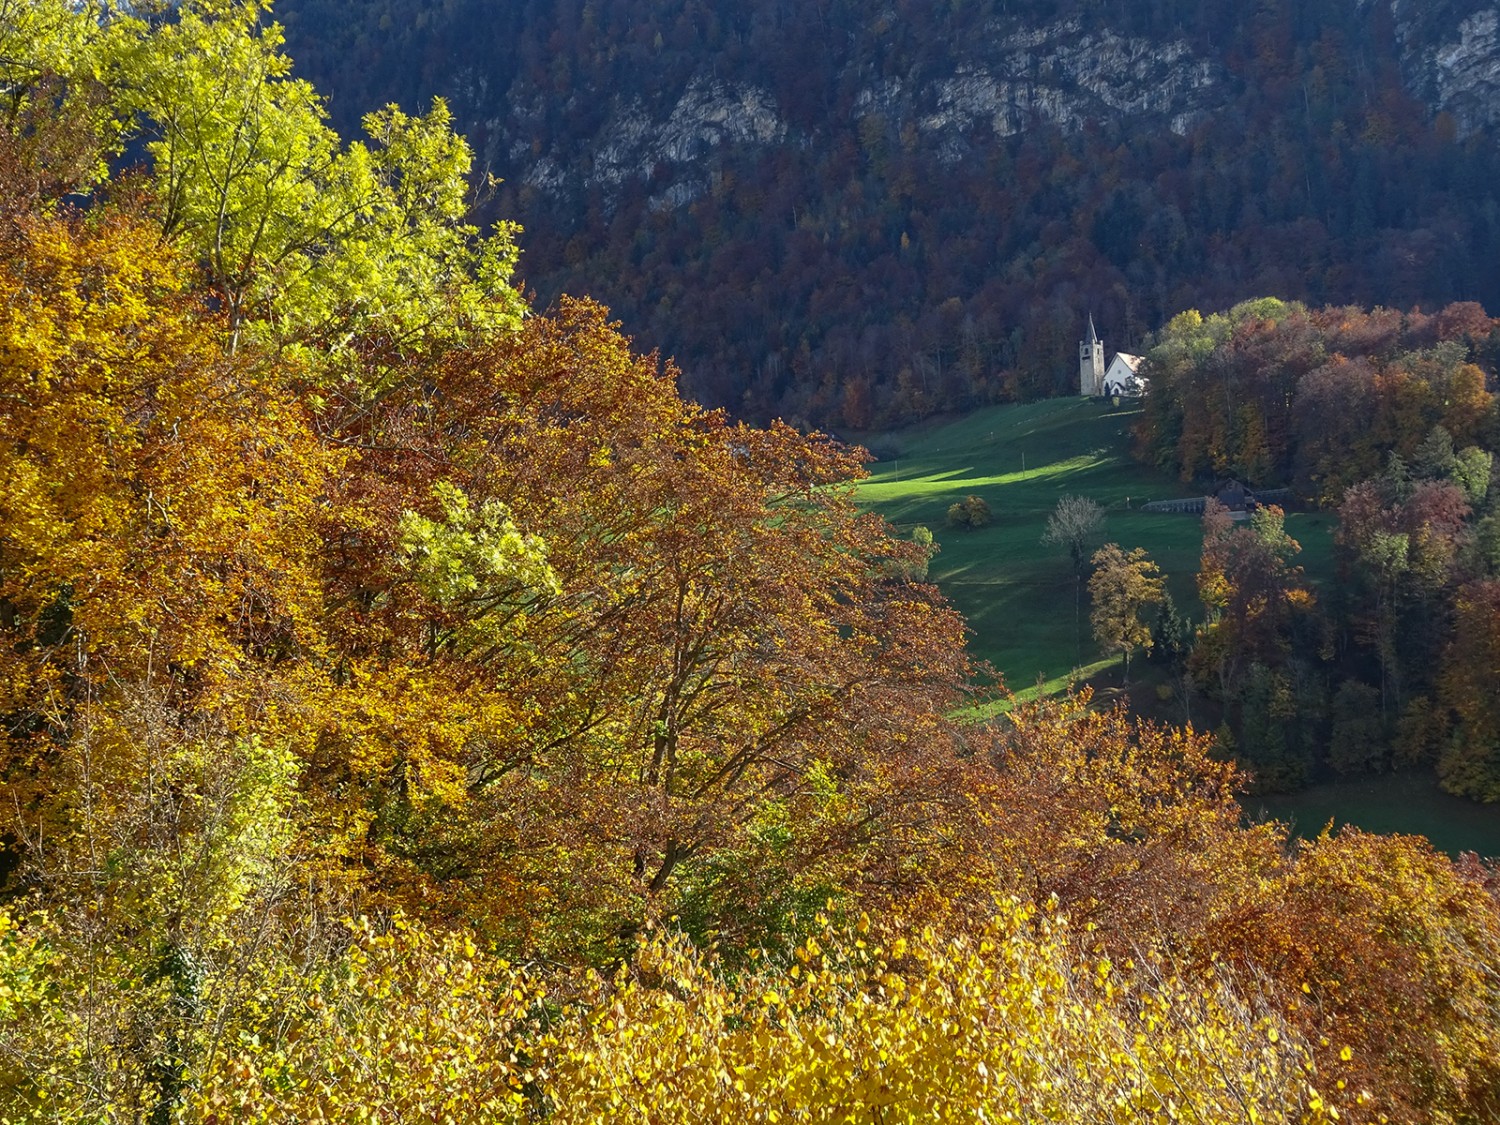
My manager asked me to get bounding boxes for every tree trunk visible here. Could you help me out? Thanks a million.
[1074,573,1082,668]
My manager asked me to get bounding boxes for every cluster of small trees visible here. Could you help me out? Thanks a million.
[1137,298,1496,500]
[2,8,1500,1123]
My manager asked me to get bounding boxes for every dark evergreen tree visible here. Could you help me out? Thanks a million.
[1149,592,1193,671]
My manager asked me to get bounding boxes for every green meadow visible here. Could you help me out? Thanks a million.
[854,400,1500,857]
[854,398,1336,698]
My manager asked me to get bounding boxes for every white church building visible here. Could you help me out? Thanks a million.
[1079,316,1146,398]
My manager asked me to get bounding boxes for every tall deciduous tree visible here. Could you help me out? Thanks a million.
[1041,494,1105,665]
[0,188,334,1123]
[319,298,983,957]
[0,193,334,735]
[116,0,523,367]
[1,0,523,374]
[1088,543,1164,681]
[1337,475,1470,715]
[0,0,137,204]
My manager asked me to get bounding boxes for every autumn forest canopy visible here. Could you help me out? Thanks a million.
[1127,298,1500,801]
[1,3,1500,1123]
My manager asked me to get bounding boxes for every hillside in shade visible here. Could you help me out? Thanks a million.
[275,0,1500,425]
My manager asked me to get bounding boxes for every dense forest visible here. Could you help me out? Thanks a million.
[1135,298,1500,799]
[274,0,1500,427]
[3,4,1500,1122]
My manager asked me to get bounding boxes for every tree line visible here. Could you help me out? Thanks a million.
[1135,298,1500,798]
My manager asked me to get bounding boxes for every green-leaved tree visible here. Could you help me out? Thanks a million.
[118,0,524,370]
[5,0,524,382]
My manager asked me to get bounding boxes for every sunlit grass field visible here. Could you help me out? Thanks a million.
[854,398,1335,695]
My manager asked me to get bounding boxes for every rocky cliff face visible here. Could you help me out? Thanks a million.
[518,77,787,210]
[912,23,1221,151]
[484,1,1500,213]
[490,17,1224,212]
[1391,0,1500,134]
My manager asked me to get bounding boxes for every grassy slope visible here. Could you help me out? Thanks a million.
[853,400,1500,858]
[855,398,1335,697]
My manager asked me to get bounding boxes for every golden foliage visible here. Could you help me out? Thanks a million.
[540,905,1353,1125]
[1218,830,1500,1124]
[1088,542,1165,676]
[3,907,1361,1125]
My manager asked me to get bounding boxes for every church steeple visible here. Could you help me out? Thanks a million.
[1079,314,1105,396]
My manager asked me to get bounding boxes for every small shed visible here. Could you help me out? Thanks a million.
[1216,479,1249,511]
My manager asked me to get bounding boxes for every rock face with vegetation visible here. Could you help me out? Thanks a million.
[1392,0,1500,134]
[505,18,1224,209]
[277,0,1500,427]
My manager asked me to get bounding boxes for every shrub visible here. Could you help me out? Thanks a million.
[945,495,992,529]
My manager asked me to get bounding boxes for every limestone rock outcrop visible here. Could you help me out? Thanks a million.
[1391,0,1500,135]
[497,17,1223,210]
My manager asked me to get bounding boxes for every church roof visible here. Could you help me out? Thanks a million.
[1111,352,1144,372]
[1086,314,1099,345]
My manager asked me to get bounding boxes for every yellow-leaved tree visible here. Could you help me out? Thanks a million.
[0,190,336,1119]
[1089,542,1165,680]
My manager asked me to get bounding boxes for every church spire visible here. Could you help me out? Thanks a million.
[1079,313,1104,396]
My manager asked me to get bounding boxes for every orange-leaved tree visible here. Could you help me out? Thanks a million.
[312,298,985,959]
[1215,829,1500,1124]
[0,188,339,1117]
[981,692,1282,943]
[0,190,336,802]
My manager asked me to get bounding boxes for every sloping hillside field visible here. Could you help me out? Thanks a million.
[853,401,1500,857]
[854,398,1334,692]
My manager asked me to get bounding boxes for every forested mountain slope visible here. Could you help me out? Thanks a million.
[275,0,1500,426]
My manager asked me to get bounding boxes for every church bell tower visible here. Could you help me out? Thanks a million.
[1079,314,1104,397]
